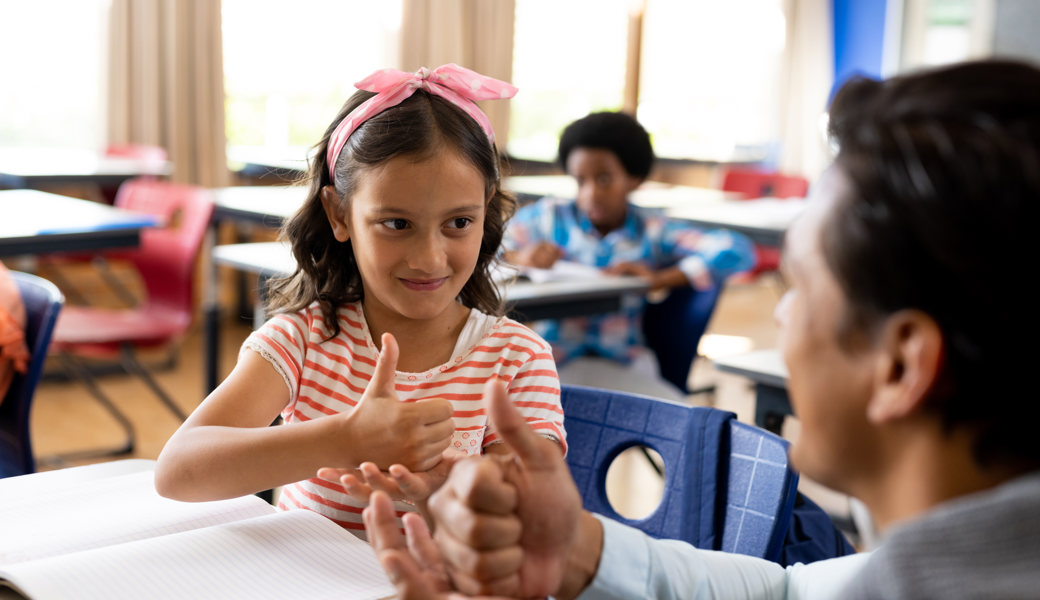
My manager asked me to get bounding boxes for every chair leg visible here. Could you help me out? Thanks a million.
[120,345,189,421]
[39,353,136,466]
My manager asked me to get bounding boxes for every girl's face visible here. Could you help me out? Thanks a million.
[321,150,487,331]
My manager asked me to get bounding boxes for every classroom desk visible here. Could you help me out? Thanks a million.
[503,174,737,206]
[0,189,160,257]
[0,147,171,190]
[211,185,303,226]
[713,348,792,434]
[203,241,649,393]
[666,198,805,248]
[503,174,801,248]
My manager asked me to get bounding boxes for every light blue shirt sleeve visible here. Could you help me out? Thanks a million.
[577,514,871,600]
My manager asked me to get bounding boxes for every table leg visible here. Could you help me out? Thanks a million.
[203,225,220,395]
[753,383,793,436]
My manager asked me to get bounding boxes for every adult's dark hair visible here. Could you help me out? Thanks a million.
[557,111,655,179]
[266,89,516,339]
[824,59,1040,469]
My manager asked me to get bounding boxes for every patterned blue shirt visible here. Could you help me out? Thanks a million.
[503,196,755,364]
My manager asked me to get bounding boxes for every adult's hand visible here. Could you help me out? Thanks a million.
[428,379,586,598]
[363,490,516,600]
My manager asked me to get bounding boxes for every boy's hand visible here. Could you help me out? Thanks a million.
[510,242,563,269]
[342,333,454,472]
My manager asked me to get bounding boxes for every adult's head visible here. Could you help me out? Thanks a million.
[778,59,1040,522]
[558,111,654,235]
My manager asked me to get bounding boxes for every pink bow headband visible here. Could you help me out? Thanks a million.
[326,63,518,179]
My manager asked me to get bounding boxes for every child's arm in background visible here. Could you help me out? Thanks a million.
[155,333,454,502]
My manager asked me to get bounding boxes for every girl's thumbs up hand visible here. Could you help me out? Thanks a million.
[342,333,455,473]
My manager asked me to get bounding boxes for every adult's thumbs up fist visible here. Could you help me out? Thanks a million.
[343,333,455,472]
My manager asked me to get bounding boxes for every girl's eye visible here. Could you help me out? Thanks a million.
[447,217,473,230]
[381,218,409,231]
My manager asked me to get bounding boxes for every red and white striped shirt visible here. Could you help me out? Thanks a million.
[243,301,565,535]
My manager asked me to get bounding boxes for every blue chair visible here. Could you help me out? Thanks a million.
[0,272,64,479]
[561,384,798,560]
[642,285,722,395]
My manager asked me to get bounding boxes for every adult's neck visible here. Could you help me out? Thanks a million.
[855,418,1027,533]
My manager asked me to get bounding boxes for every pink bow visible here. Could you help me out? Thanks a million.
[326,64,518,178]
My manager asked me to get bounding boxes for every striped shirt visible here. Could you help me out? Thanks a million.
[243,300,565,535]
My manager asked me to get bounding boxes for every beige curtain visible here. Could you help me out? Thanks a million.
[400,0,516,147]
[777,0,834,182]
[108,0,230,187]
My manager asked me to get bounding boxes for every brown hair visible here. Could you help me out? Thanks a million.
[265,89,516,339]
[825,59,1040,469]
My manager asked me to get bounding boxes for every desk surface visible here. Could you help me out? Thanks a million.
[713,348,788,388]
[0,189,159,256]
[0,147,172,188]
[211,185,305,225]
[503,174,738,206]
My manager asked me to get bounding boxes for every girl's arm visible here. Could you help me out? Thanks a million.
[155,334,455,501]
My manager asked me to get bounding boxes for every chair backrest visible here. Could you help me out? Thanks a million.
[0,272,64,478]
[642,285,722,394]
[721,168,809,199]
[113,178,214,314]
[561,384,799,561]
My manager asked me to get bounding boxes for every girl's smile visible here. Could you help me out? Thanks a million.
[399,277,448,291]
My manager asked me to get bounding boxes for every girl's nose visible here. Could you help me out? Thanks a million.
[407,232,448,272]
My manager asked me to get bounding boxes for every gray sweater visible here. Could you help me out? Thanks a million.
[841,470,1040,599]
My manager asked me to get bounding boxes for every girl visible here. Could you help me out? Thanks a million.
[155,65,566,535]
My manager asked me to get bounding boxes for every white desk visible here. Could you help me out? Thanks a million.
[0,189,160,257]
[503,174,737,206]
[203,241,649,393]
[504,175,801,248]
[211,185,304,226]
[0,147,171,190]
[713,349,791,434]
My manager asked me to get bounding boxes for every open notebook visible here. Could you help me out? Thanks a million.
[493,260,607,284]
[0,461,394,600]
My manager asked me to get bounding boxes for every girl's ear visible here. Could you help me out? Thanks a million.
[320,185,350,242]
[866,310,944,424]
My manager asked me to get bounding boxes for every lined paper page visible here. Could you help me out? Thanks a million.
[0,510,395,600]
[0,471,274,566]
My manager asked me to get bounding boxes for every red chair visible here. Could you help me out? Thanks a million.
[47,178,213,460]
[720,168,809,278]
[39,145,170,303]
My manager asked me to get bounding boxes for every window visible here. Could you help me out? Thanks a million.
[638,0,785,162]
[509,0,786,165]
[508,0,630,163]
[222,0,401,165]
[0,0,109,149]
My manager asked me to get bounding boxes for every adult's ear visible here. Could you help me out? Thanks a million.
[320,185,350,242]
[866,310,944,424]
